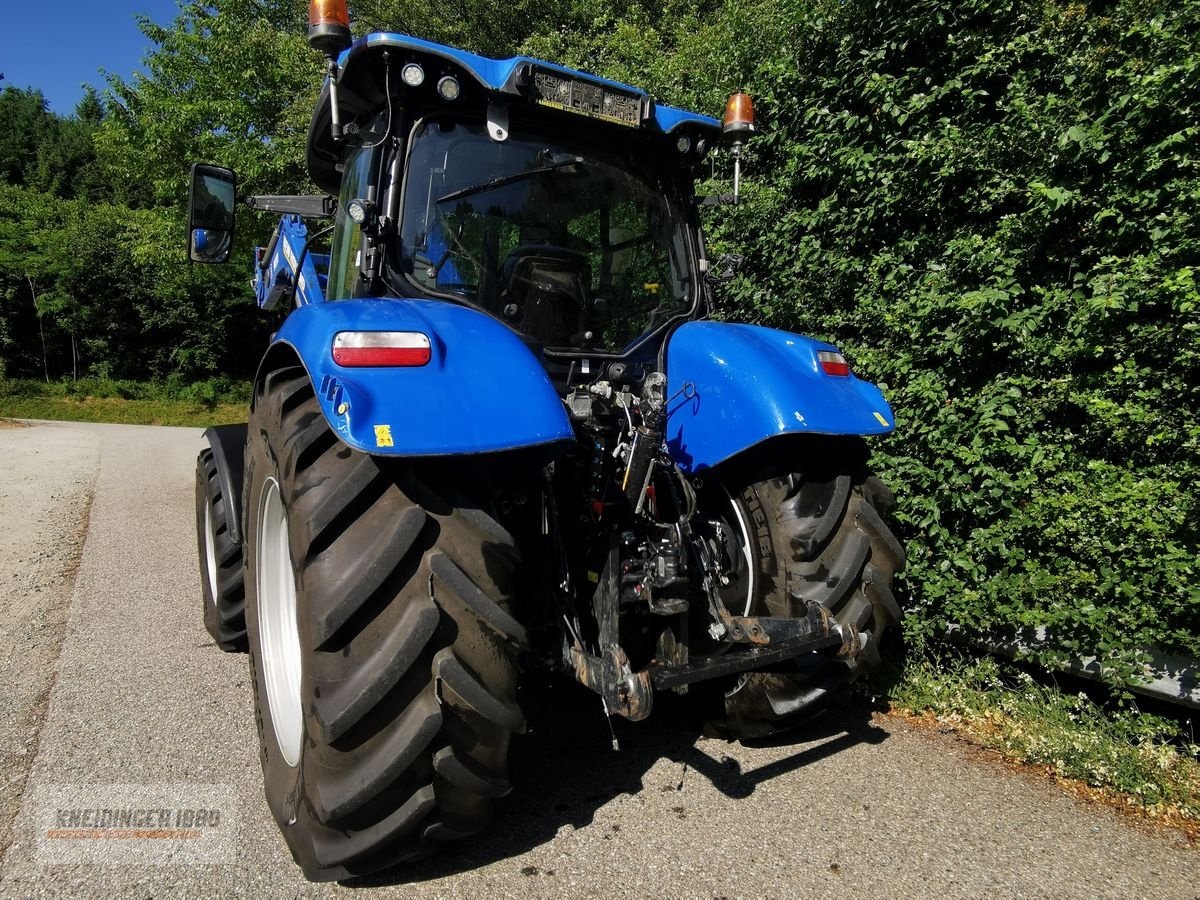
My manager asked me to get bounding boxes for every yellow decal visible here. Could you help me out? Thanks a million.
[374,424,394,448]
[873,411,891,427]
[586,570,599,584]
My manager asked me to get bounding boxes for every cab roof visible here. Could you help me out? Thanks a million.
[307,32,721,194]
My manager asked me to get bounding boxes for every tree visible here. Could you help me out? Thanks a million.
[99,0,321,205]
[0,86,53,188]
[0,84,125,203]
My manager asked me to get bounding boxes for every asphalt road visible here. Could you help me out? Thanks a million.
[0,419,1197,898]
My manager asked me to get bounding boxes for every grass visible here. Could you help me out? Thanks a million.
[881,655,1200,827]
[0,377,250,428]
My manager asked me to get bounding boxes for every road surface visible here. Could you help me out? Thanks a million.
[0,419,1196,897]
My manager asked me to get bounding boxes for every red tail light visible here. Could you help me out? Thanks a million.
[817,350,850,376]
[332,331,431,367]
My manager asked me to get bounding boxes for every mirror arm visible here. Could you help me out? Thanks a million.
[245,195,338,218]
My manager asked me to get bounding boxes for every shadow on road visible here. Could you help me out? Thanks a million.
[348,676,889,888]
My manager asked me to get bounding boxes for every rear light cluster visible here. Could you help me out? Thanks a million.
[817,350,851,377]
[332,331,431,367]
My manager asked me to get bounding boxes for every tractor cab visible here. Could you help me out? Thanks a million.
[305,33,727,369]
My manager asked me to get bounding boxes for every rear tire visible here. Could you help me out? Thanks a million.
[196,448,247,651]
[705,437,905,739]
[244,368,526,882]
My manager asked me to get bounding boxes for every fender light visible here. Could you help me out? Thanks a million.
[332,331,431,367]
[817,350,850,376]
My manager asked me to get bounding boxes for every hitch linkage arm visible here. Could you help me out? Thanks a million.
[566,405,861,725]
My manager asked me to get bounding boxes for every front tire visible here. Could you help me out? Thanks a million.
[705,437,905,738]
[244,368,527,881]
[196,448,247,651]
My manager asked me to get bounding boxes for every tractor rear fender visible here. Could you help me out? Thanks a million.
[201,423,248,544]
[664,321,896,474]
[255,298,575,456]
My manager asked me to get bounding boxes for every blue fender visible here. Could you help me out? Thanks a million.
[664,322,895,473]
[270,298,574,456]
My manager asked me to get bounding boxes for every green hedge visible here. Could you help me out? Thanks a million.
[727,0,1199,675]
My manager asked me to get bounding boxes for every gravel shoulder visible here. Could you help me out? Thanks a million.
[0,421,99,860]
[0,420,1197,898]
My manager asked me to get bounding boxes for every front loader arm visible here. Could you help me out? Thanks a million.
[252,213,331,309]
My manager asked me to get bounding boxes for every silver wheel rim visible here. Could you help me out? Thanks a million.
[257,477,303,768]
[718,482,756,616]
[203,499,219,605]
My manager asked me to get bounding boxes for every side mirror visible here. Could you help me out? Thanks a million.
[188,163,236,263]
[706,252,743,284]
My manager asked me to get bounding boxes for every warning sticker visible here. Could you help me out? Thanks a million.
[374,424,394,448]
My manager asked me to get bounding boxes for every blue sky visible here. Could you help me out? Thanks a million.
[0,0,181,115]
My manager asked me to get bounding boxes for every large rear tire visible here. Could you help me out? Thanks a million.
[705,437,905,739]
[196,447,247,651]
[244,368,527,881]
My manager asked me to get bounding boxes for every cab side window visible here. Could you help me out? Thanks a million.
[326,146,377,299]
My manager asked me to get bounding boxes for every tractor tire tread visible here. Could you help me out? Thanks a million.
[196,447,246,651]
[245,370,523,881]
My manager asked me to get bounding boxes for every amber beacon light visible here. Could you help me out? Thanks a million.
[308,0,352,56]
[722,92,756,135]
[308,0,352,141]
[721,92,756,203]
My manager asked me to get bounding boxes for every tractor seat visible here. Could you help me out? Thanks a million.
[498,246,591,347]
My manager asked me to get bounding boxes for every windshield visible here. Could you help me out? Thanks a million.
[397,118,696,353]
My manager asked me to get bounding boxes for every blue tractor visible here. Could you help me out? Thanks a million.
[190,4,904,882]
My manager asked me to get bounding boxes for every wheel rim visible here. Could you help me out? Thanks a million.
[202,499,219,605]
[715,481,756,616]
[257,477,303,768]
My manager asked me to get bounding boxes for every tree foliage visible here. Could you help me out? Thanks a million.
[99,0,321,204]
[0,183,264,380]
[0,85,120,202]
[734,0,1200,675]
